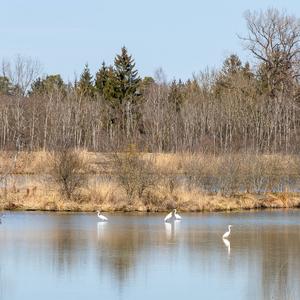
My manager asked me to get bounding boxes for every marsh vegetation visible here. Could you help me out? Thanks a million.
[0,150,299,212]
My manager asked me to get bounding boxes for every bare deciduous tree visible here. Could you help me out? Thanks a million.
[2,55,41,95]
[112,145,158,202]
[240,8,300,97]
[48,148,87,200]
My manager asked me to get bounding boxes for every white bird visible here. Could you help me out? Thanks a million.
[164,209,182,222]
[97,210,108,222]
[222,225,232,239]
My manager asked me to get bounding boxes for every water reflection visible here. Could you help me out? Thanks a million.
[222,238,230,256]
[0,211,300,299]
[164,220,181,242]
[97,221,107,240]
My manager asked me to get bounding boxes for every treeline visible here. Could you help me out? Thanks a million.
[0,8,300,153]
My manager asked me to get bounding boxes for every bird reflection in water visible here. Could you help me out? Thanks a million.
[222,238,231,257]
[165,220,181,242]
[97,221,108,241]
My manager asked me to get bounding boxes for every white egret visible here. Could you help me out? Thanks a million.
[222,225,232,239]
[97,210,108,222]
[164,209,182,222]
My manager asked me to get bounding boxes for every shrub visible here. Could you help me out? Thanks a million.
[112,144,158,202]
[48,149,87,200]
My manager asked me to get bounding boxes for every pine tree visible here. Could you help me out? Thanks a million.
[168,80,184,112]
[0,76,14,95]
[77,64,94,98]
[222,54,243,76]
[102,66,120,108]
[214,54,254,95]
[95,62,110,96]
[114,46,141,104]
[30,75,65,96]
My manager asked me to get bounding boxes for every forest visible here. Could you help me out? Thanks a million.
[0,8,299,154]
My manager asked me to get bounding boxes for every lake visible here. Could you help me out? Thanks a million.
[0,210,300,300]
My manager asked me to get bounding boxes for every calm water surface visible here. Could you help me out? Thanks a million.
[0,210,300,300]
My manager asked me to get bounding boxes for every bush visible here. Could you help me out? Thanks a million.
[48,149,87,199]
[112,145,158,202]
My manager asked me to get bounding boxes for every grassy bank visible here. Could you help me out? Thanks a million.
[0,151,300,212]
[1,182,300,212]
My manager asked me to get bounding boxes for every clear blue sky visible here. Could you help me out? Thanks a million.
[1,0,300,82]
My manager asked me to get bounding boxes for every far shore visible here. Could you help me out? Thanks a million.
[1,188,299,213]
[0,151,300,213]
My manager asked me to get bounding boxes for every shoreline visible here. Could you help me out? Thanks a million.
[2,207,300,214]
[1,191,299,213]
[0,151,300,213]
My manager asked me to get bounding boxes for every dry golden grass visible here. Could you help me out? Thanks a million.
[0,151,300,212]
[1,181,300,212]
[0,150,298,176]
[0,151,216,175]
[0,180,300,212]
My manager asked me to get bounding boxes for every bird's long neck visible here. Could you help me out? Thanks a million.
[228,226,231,233]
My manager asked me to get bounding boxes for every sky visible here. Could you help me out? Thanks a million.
[1,0,300,82]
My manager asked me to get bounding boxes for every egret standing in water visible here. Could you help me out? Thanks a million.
[222,225,232,239]
[97,210,108,222]
[164,209,182,222]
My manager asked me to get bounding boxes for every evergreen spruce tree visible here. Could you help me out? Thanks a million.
[95,62,110,96]
[114,46,141,104]
[168,80,184,112]
[30,75,65,96]
[139,76,155,95]
[77,64,94,98]
[222,54,243,76]
[214,54,255,95]
[0,76,14,95]
[102,66,120,108]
